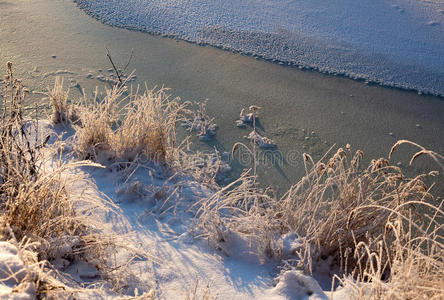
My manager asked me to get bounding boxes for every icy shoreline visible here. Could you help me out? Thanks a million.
[73,0,444,96]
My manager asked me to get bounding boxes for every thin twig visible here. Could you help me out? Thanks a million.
[123,48,134,71]
[105,46,123,84]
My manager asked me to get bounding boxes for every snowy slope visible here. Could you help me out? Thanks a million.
[74,0,444,95]
[7,122,343,299]
[84,153,333,299]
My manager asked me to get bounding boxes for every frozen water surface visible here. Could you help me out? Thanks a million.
[74,0,444,95]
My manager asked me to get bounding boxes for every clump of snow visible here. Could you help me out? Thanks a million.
[236,106,262,129]
[182,102,218,141]
[236,108,256,128]
[280,232,304,258]
[269,270,328,300]
[74,0,444,95]
[236,120,247,128]
[0,242,27,286]
[247,130,276,149]
[44,236,82,261]
[182,118,218,141]
[0,242,35,300]
[240,109,255,124]
[76,261,100,279]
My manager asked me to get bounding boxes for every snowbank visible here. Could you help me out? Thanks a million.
[74,0,444,95]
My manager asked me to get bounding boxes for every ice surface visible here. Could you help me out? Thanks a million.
[74,0,444,95]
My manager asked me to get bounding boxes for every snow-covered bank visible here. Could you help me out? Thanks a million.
[0,71,340,298]
[29,121,338,299]
[20,121,441,299]
[73,0,444,96]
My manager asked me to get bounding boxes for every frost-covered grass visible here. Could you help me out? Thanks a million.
[67,78,229,181]
[1,64,442,299]
[46,77,79,125]
[72,82,186,166]
[194,142,444,298]
[0,63,138,298]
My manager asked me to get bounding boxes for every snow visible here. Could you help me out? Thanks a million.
[85,159,278,298]
[247,130,277,148]
[0,242,35,300]
[268,270,328,300]
[73,0,444,96]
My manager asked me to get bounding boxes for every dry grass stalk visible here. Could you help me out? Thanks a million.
[390,139,444,171]
[185,277,217,300]
[182,100,217,140]
[335,198,443,299]
[278,146,442,290]
[277,148,431,270]
[192,171,280,259]
[171,145,231,185]
[46,77,79,125]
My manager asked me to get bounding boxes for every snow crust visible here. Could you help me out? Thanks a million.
[74,0,444,95]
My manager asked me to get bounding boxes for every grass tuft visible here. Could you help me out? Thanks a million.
[73,83,186,167]
[46,77,79,125]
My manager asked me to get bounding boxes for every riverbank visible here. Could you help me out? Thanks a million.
[1,63,442,299]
